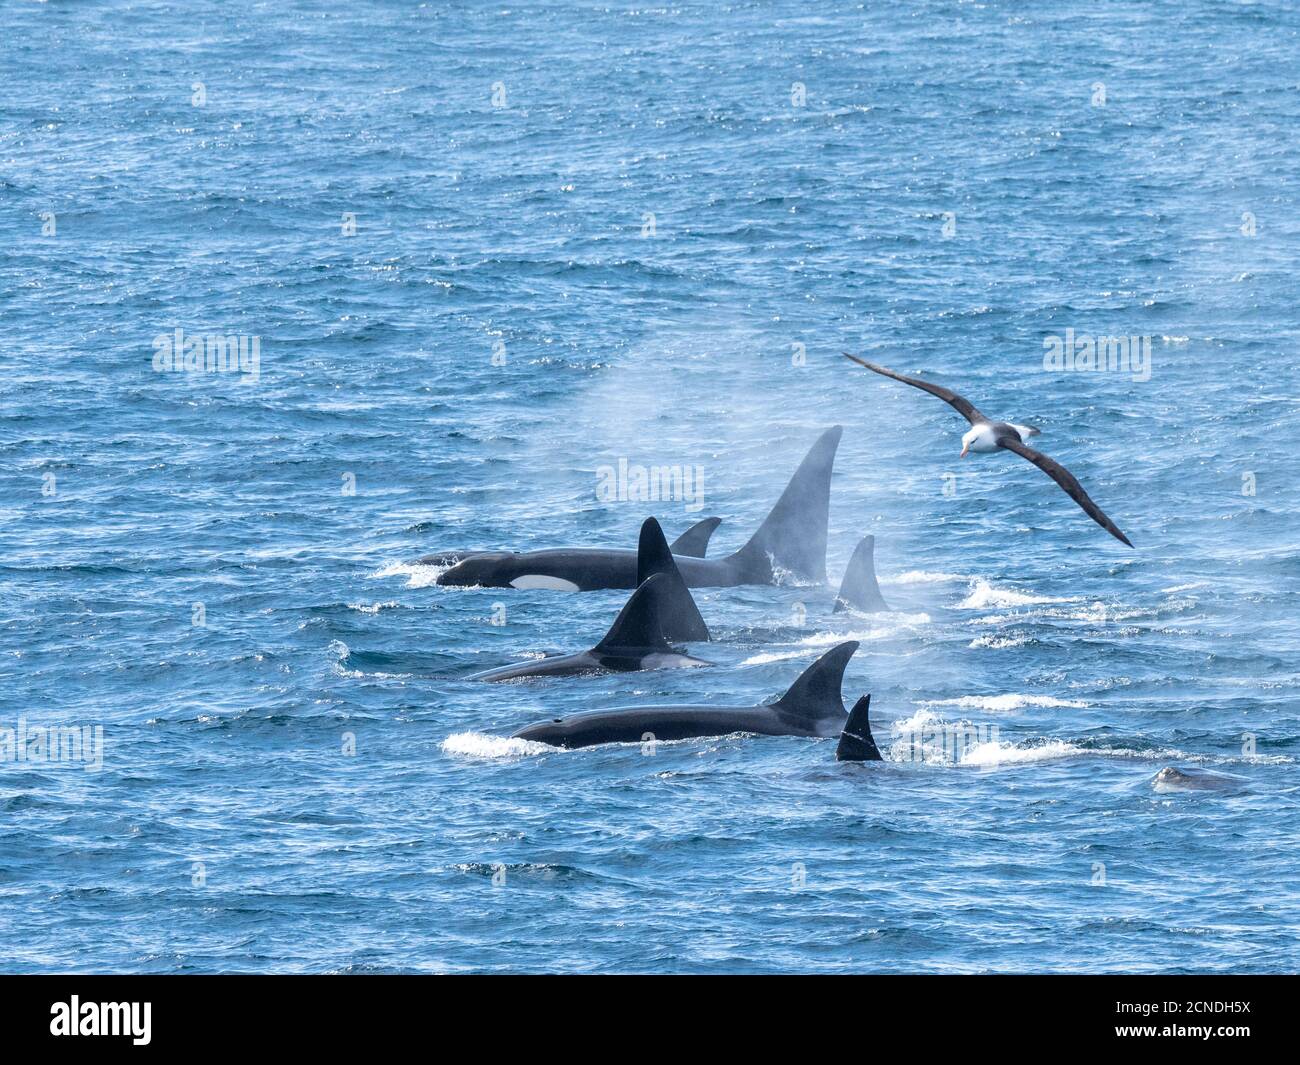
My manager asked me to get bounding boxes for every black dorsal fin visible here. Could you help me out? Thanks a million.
[593,574,676,652]
[636,516,675,586]
[635,517,710,642]
[669,516,722,558]
[772,640,858,722]
[836,695,883,761]
[729,426,841,584]
[834,535,890,613]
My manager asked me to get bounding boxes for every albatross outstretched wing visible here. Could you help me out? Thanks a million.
[843,354,988,425]
[998,437,1133,547]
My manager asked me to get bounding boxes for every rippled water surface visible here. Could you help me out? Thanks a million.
[2,0,1299,972]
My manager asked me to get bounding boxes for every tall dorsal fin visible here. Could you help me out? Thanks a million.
[836,695,883,761]
[771,640,858,721]
[834,535,890,613]
[593,574,676,652]
[635,517,710,642]
[729,426,841,584]
[669,516,722,558]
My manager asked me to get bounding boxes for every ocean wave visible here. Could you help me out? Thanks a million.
[884,570,966,585]
[738,613,932,665]
[958,579,1078,609]
[796,614,932,644]
[328,639,413,680]
[960,740,1086,766]
[968,634,1032,649]
[919,694,1087,712]
[347,601,401,614]
[740,649,817,667]
[442,732,555,759]
[969,601,1118,627]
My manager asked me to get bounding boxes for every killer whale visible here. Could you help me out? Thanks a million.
[833,535,891,614]
[435,426,842,590]
[470,520,712,681]
[511,640,859,748]
[416,516,723,570]
[469,572,712,681]
[469,519,711,681]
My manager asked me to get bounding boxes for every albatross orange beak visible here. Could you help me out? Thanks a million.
[960,446,969,458]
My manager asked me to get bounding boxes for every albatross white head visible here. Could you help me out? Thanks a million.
[960,423,999,458]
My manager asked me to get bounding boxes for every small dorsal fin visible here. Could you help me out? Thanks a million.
[834,535,890,613]
[772,640,858,721]
[593,574,676,652]
[836,695,882,761]
[669,516,722,558]
[635,517,710,642]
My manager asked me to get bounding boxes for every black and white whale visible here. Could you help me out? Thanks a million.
[433,426,842,590]
[469,518,712,681]
[833,535,891,614]
[511,640,861,748]
[469,572,712,681]
[416,516,722,571]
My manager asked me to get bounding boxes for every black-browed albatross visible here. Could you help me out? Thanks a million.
[844,354,1133,547]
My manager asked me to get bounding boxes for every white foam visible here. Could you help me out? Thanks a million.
[327,638,411,680]
[797,614,931,645]
[1161,582,1206,594]
[738,613,932,666]
[892,708,941,733]
[968,634,1030,649]
[347,601,400,614]
[960,740,1085,766]
[920,694,1087,712]
[885,709,989,765]
[442,732,554,759]
[371,561,447,589]
[969,601,1119,627]
[739,649,810,666]
[958,579,1077,609]
[884,570,965,585]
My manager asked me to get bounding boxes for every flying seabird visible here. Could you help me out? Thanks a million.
[844,354,1133,547]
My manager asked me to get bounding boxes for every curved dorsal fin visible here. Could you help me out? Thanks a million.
[772,640,858,721]
[636,516,676,586]
[634,517,710,642]
[834,535,890,613]
[836,695,883,761]
[669,516,722,558]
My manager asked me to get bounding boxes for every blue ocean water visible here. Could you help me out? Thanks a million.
[3,0,1299,973]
